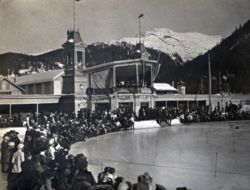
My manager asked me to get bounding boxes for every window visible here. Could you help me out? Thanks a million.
[44,82,52,94]
[28,84,33,94]
[67,53,71,65]
[116,65,137,88]
[36,83,42,94]
[77,51,83,63]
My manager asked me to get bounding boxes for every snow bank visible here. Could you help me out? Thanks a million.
[134,120,161,129]
[134,118,181,129]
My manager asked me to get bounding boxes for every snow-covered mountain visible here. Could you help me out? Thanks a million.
[109,28,221,62]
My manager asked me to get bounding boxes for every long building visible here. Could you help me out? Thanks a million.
[0,30,247,116]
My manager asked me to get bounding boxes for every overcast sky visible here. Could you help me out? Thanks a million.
[0,0,249,54]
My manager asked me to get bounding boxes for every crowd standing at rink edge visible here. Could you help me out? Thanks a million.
[1,103,249,190]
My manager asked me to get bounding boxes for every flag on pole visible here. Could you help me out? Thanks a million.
[138,13,144,18]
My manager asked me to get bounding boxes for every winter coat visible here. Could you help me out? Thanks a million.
[1,141,8,169]
[70,169,96,190]
[1,147,15,173]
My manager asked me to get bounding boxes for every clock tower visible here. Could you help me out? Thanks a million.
[61,29,88,114]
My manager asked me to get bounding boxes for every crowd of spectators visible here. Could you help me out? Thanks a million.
[116,80,151,89]
[138,102,250,124]
[1,108,192,190]
[1,102,248,129]
[0,114,22,128]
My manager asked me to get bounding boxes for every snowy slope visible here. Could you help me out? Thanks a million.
[110,28,221,62]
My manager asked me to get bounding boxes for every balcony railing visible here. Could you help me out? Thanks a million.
[90,86,152,95]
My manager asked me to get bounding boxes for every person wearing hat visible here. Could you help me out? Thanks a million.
[11,143,25,173]
[1,136,10,172]
[2,141,15,173]
[70,154,96,188]
[7,143,25,190]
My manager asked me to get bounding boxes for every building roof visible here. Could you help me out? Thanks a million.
[15,69,64,85]
[0,94,61,105]
[153,83,177,91]
[84,58,158,73]
[62,30,87,47]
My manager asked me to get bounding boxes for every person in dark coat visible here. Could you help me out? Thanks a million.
[19,153,34,190]
[1,136,10,172]
[30,155,45,190]
[2,141,15,173]
[133,173,166,190]
[43,169,55,190]
[52,164,71,190]
[70,154,96,190]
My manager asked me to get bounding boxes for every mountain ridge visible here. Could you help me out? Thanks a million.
[169,19,250,94]
[109,28,221,62]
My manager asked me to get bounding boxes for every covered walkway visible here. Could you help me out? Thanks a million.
[0,95,61,116]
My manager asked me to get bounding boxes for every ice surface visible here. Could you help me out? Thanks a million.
[70,121,250,190]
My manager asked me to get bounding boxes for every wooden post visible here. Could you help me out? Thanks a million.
[113,66,116,88]
[215,152,218,177]
[136,64,139,86]
[133,94,136,114]
[36,103,39,123]
[233,133,235,152]
[9,104,12,117]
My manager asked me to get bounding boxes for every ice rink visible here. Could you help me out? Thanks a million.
[70,120,250,190]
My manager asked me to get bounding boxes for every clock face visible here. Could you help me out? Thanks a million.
[68,39,74,43]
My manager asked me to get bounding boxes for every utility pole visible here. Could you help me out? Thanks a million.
[208,53,212,113]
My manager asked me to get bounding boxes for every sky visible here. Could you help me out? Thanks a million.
[0,0,250,54]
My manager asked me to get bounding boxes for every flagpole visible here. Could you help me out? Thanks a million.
[139,16,141,45]
[73,0,76,30]
[73,0,76,31]
[138,14,143,46]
